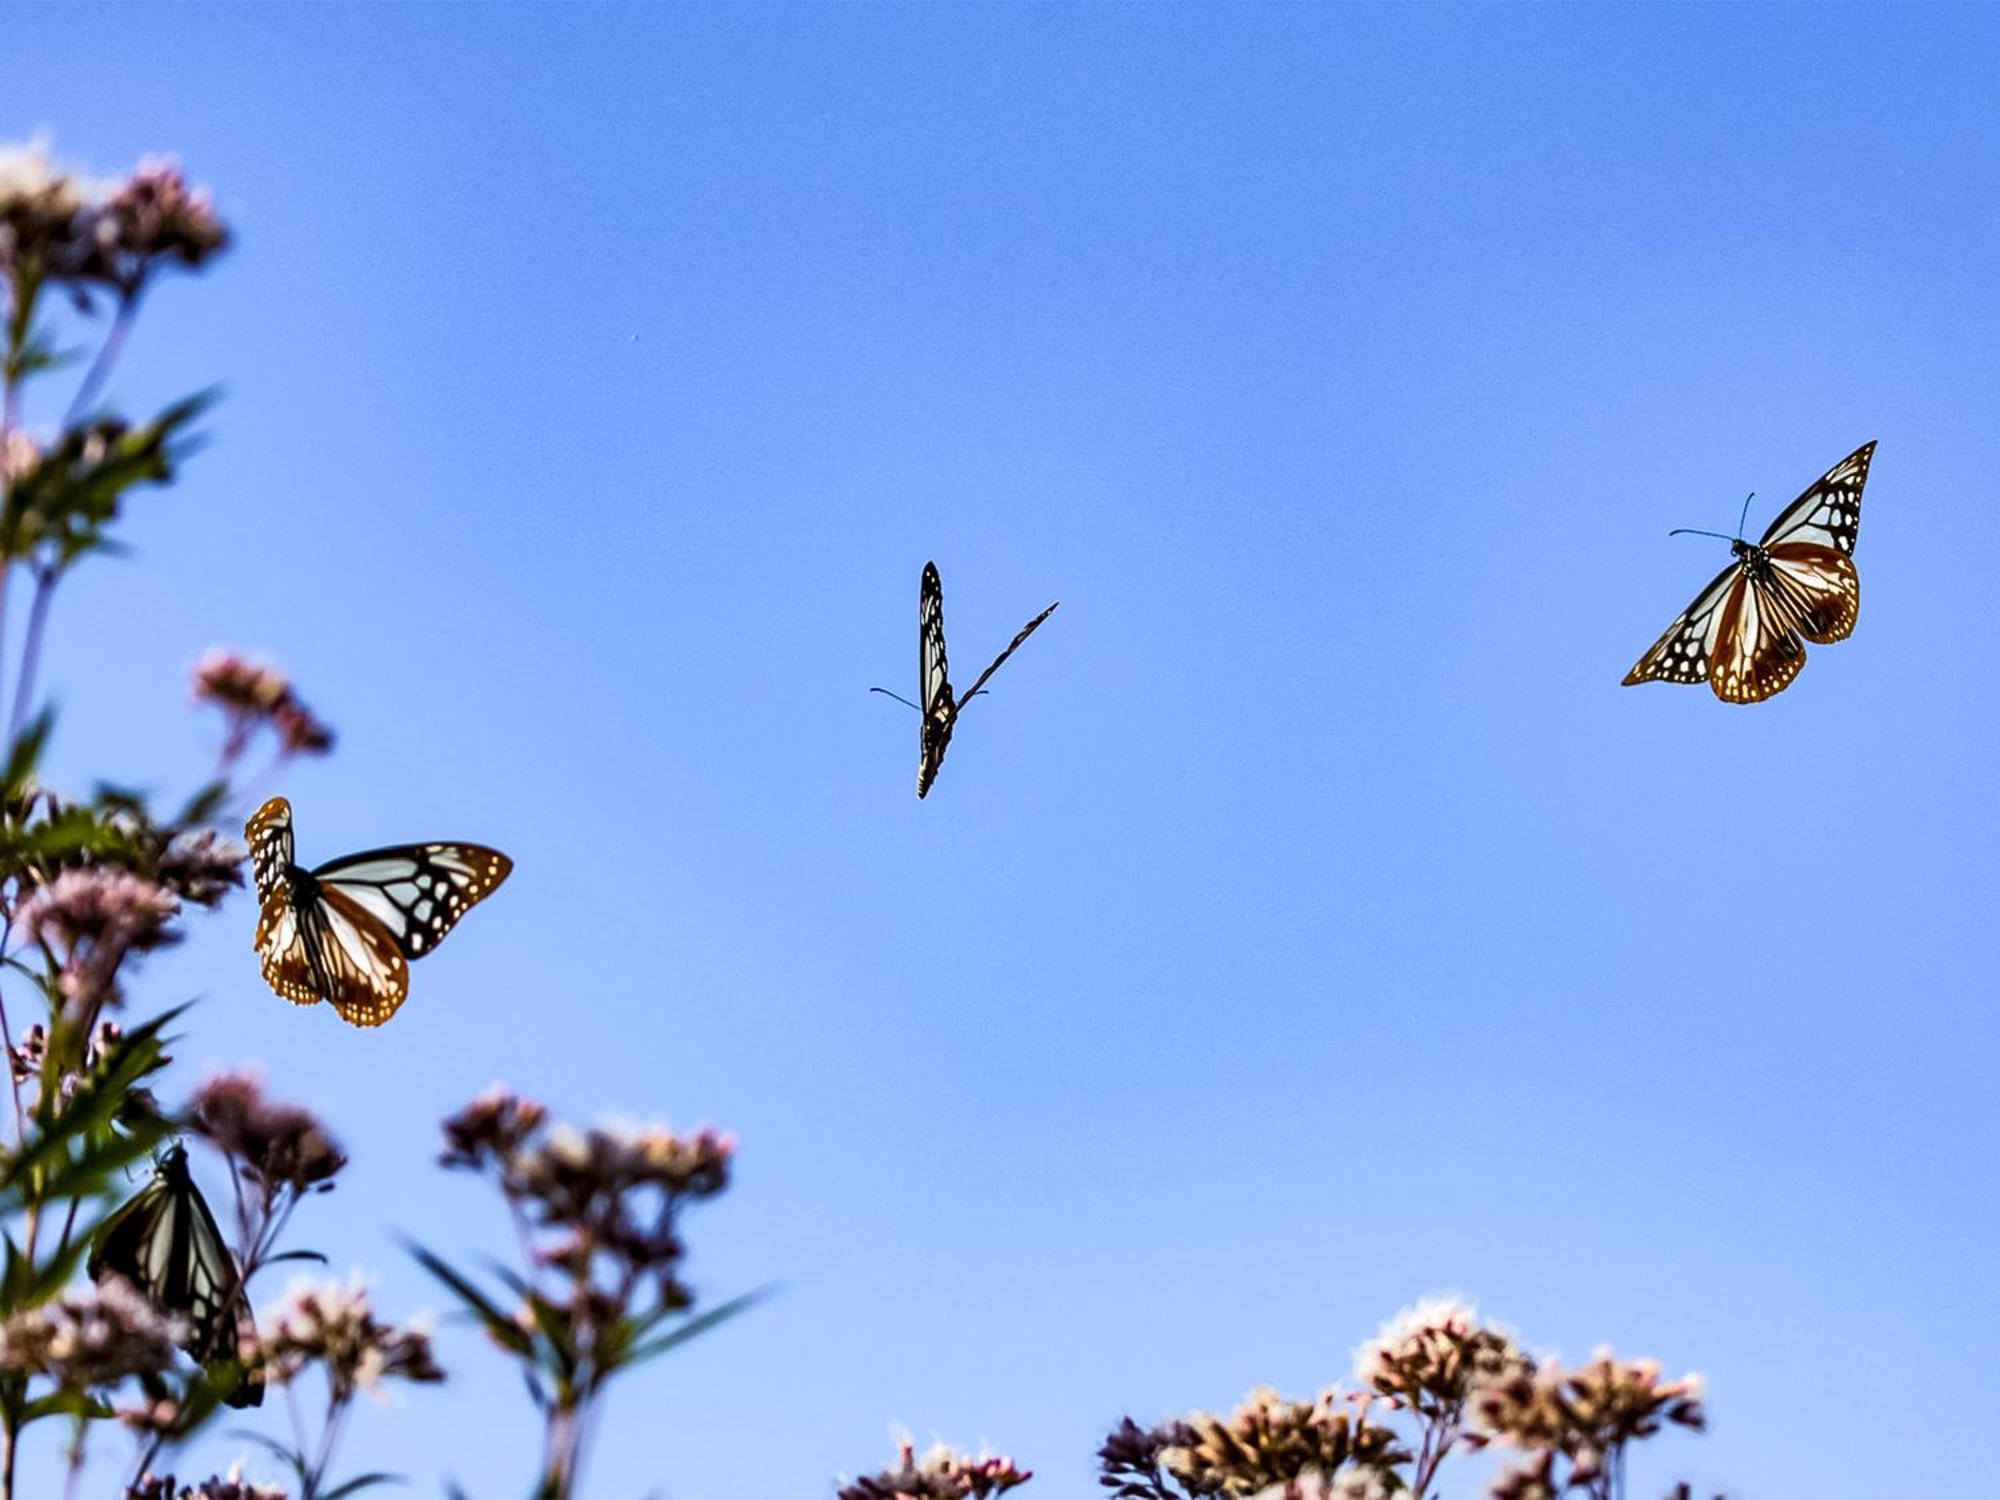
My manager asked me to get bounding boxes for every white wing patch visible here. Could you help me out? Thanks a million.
[1623,562,1743,687]
[1759,441,1874,556]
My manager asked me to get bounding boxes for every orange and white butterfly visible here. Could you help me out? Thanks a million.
[1623,441,1875,703]
[873,561,1059,798]
[246,797,511,1028]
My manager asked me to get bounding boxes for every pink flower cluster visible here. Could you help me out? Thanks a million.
[13,866,182,1011]
[837,1440,1032,1500]
[0,1276,183,1390]
[191,648,334,761]
[0,140,226,293]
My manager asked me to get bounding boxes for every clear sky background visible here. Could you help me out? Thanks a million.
[10,5,2000,1497]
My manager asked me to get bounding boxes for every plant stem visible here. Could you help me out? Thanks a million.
[9,563,55,741]
[62,295,138,429]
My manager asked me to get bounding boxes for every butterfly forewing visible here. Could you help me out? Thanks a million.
[957,600,1060,704]
[1759,441,1874,555]
[246,797,294,904]
[315,843,513,958]
[918,562,955,798]
[920,561,952,718]
[1622,563,1743,687]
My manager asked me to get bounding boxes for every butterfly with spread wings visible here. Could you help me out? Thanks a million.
[247,796,512,1028]
[90,1143,262,1407]
[872,562,1059,798]
[1623,441,1875,704]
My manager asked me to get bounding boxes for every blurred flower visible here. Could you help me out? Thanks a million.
[158,829,247,907]
[272,698,334,755]
[442,1090,732,1292]
[116,1396,183,1435]
[1159,1388,1408,1498]
[0,1276,182,1389]
[1249,1472,1398,1500]
[78,155,227,292]
[14,866,182,1012]
[1,429,39,484]
[192,649,333,763]
[0,138,87,271]
[1354,1297,1526,1415]
[1098,1417,1184,1500]
[189,1070,346,1193]
[256,1274,443,1402]
[837,1440,1031,1500]
[7,1022,45,1082]
[439,1084,548,1170]
[1467,1349,1705,1497]
[126,1461,287,1500]
[16,867,180,952]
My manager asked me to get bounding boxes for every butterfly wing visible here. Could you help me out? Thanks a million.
[91,1149,262,1408]
[254,879,410,1027]
[314,843,513,960]
[1711,569,1809,703]
[246,796,294,904]
[918,562,954,798]
[1763,541,1859,644]
[956,600,1060,705]
[1623,562,1745,688]
[1758,441,1874,556]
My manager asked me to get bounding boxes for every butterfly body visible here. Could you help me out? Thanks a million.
[1624,442,1873,704]
[247,797,511,1028]
[910,561,1058,799]
[90,1143,261,1407]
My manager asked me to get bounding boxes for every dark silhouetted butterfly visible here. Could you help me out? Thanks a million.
[872,561,1058,798]
[89,1142,262,1408]
[1624,441,1874,703]
[247,796,512,1028]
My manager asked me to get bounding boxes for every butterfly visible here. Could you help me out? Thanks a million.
[89,1142,262,1407]
[872,561,1059,798]
[247,796,512,1028]
[1623,441,1875,703]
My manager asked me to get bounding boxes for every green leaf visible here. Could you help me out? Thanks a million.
[402,1239,534,1358]
[19,1389,113,1423]
[320,1473,405,1499]
[3,710,53,799]
[619,1286,772,1368]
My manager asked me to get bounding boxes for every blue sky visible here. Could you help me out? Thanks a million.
[11,4,2000,1496]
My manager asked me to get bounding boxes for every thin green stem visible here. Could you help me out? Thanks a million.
[8,562,56,741]
[62,294,139,429]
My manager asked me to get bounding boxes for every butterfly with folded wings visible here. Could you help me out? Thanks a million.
[1623,441,1875,704]
[90,1142,262,1407]
[873,562,1059,798]
[247,796,512,1028]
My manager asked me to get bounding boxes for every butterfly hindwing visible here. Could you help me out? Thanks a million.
[1763,541,1859,644]
[90,1146,262,1408]
[1712,568,1808,703]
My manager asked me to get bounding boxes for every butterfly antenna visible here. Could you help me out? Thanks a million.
[1666,527,1737,542]
[868,687,923,712]
[1736,490,1755,539]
